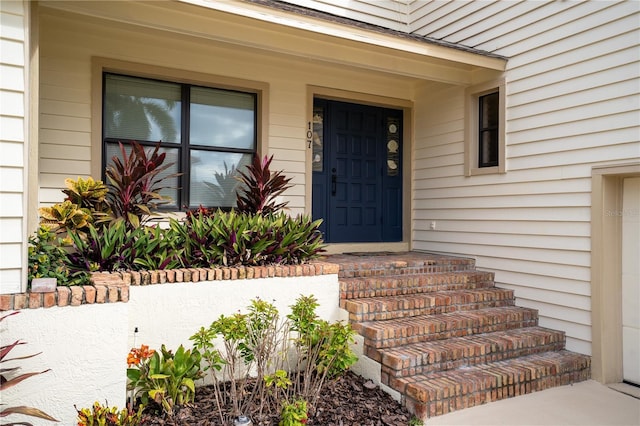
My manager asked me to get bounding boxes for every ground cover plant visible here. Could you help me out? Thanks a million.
[28,142,324,288]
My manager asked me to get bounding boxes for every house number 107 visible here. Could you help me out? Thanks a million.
[307,122,313,148]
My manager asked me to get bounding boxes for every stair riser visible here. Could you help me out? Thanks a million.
[338,260,477,279]
[381,340,566,380]
[345,298,515,322]
[402,358,591,419]
[340,272,495,300]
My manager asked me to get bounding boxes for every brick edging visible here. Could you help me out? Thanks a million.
[0,262,339,311]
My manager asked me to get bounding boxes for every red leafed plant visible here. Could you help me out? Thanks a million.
[235,154,293,215]
[0,312,59,425]
[105,141,178,229]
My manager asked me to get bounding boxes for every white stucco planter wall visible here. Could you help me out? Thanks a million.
[1,274,341,425]
[128,274,344,351]
[0,303,129,425]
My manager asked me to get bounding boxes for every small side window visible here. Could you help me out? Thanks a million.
[465,79,505,176]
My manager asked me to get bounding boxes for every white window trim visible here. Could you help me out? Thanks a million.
[464,78,506,176]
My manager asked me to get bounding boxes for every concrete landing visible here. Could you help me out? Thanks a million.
[427,380,640,426]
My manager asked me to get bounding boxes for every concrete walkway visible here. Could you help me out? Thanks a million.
[426,381,640,426]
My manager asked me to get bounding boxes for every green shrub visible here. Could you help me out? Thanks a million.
[38,200,92,234]
[62,176,109,216]
[126,344,202,415]
[287,295,358,394]
[28,226,69,284]
[181,210,324,267]
[189,296,356,424]
[279,399,308,426]
[130,225,185,271]
[66,220,134,273]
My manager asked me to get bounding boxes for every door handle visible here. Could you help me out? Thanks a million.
[331,169,337,196]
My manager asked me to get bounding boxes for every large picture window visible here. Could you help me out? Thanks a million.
[103,73,256,209]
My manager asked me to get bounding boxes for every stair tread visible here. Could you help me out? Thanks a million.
[340,270,493,282]
[345,288,514,306]
[380,326,564,358]
[357,306,539,349]
[340,271,497,299]
[398,350,591,398]
[357,306,537,330]
[343,288,516,321]
[378,327,566,376]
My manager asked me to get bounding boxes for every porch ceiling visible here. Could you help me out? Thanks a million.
[38,0,506,86]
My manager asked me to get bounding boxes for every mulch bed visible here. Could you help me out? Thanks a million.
[142,371,416,425]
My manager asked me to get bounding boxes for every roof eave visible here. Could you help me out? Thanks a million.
[179,0,507,72]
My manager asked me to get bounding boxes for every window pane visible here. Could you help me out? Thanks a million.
[312,106,324,172]
[190,86,255,149]
[189,150,252,208]
[105,142,180,208]
[479,130,498,167]
[479,91,499,168]
[104,74,181,143]
[479,92,499,129]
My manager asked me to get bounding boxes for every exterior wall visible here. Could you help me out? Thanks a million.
[0,0,28,294]
[0,272,342,425]
[411,1,640,354]
[37,5,417,215]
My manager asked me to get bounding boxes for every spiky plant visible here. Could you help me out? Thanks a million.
[105,141,178,229]
[235,154,293,215]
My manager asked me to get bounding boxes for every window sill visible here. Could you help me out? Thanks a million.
[466,165,505,177]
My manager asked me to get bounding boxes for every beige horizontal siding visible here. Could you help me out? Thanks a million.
[414,207,591,223]
[410,1,639,354]
[0,0,26,294]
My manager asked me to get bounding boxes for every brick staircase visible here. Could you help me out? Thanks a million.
[327,252,591,420]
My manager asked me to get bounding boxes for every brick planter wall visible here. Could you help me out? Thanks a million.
[0,262,339,311]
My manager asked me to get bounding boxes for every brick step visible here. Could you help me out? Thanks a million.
[378,327,566,380]
[355,306,539,351]
[342,288,515,322]
[330,253,477,279]
[340,271,495,300]
[397,350,591,418]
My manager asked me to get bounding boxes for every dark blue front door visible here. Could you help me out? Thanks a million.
[312,99,402,243]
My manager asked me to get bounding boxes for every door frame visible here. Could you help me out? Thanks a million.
[306,86,412,253]
[591,162,640,384]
